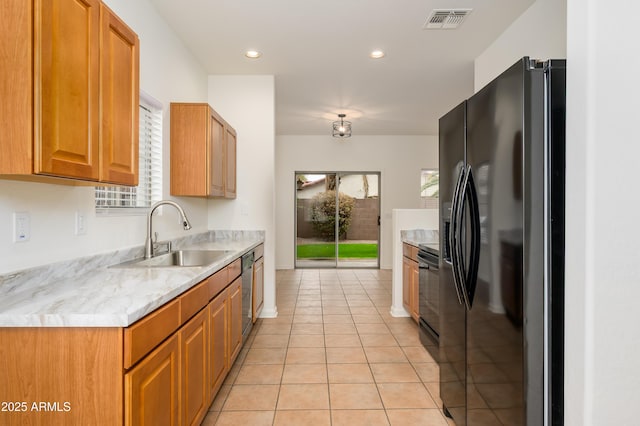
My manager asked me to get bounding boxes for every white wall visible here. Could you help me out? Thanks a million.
[207,76,277,317]
[474,0,567,91]
[275,135,438,270]
[0,0,209,274]
[565,0,640,424]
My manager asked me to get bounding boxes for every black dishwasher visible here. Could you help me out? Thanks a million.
[418,243,440,361]
[241,251,254,342]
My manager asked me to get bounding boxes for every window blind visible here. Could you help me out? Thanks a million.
[95,95,163,210]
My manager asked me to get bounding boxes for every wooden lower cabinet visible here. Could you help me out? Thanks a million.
[125,334,179,426]
[228,278,243,364]
[252,256,264,323]
[0,256,250,425]
[411,262,419,321]
[402,244,419,322]
[180,308,209,426]
[403,256,411,311]
[208,290,229,399]
[0,328,123,426]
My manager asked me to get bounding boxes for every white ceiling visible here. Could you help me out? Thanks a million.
[148,0,535,136]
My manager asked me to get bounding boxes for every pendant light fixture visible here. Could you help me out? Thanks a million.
[332,114,352,138]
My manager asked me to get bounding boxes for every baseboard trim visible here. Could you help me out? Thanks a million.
[390,305,410,317]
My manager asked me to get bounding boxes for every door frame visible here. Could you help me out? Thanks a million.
[294,171,381,269]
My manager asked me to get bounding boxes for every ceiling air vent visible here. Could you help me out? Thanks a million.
[423,9,472,29]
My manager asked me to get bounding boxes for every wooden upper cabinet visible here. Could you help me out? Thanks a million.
[170,103,209,195]
[0,0,33,176]
[0,0,139,186]
[170,103,237,198]
[100,3,140,185]
[208,290,228,402]
[209,111,226,197]
[224,126,237,198]
[35,0,101,181]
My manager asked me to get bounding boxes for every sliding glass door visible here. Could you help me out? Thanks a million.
[295,172,380,268]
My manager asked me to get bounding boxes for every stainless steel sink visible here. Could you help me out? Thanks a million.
[113,249,232,268]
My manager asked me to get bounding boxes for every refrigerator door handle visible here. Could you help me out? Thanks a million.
[448,165,466,305]
[455,165,472,310]
[464,165,481,308]
[455,165,481,310]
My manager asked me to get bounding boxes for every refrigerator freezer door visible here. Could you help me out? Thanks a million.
[466,58,529,426]
[439,101,467,425]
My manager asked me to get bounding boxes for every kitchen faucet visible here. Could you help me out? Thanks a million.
[145,200,192,259]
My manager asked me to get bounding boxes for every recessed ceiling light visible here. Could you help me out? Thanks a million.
[245,50,262,59]
[370,50,385,59]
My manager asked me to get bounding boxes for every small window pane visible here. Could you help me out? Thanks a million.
[421,169,439,209]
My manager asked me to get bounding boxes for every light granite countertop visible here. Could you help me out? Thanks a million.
[400,229,439,247]
[0,231,264,328]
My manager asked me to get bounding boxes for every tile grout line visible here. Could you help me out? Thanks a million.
[208,269,446,425]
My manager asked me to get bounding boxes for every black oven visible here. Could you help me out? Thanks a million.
[418,243,440,360]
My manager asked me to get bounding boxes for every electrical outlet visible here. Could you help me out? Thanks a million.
[13,212,30,243]
[75,211,87,235]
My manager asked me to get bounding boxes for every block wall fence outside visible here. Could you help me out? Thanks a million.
[296,198,379,241]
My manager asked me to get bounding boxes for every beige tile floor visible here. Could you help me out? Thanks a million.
[201,269,456,426]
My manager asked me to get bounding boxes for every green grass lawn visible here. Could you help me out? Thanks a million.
[297,243,378,259]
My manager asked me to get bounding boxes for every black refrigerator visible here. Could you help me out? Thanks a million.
[439,57,565,426]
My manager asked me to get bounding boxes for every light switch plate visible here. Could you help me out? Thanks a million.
[75,211,87,235]
[13,212,30,243]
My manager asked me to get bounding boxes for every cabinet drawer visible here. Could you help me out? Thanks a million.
[208,267,228,299]
[228,258,241,281]
[254,243,264,260]
[124,299,180,369]
[402,243,418,260]
[180,279,209,324]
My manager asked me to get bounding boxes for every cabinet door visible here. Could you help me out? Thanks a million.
[209,291,228,400]
[224,127,237,198]
[35,0,100,180]
[0,0,33,175]
[410,261,420,321]
[228,277,242,364]
[125,334,179,426]
[100,4,139,185]
[402,256,411,312]
[170,103,208,196]
[180,308,209,426]
[252,256,264,323]
[209,111,225,197]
